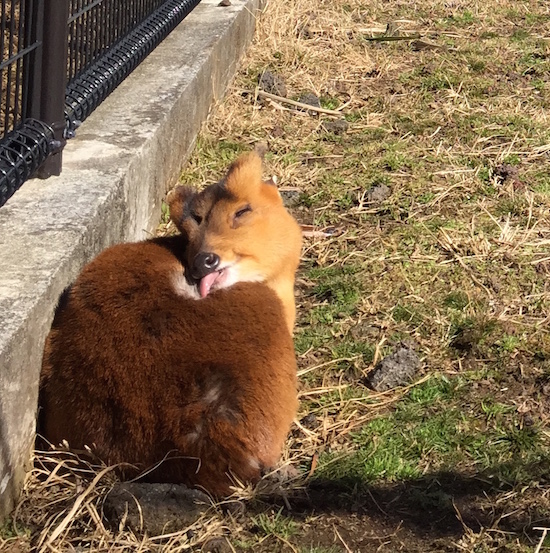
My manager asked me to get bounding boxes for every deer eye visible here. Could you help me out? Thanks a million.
[234,205,252,219]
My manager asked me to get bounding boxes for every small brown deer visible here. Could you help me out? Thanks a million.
[39,151,302,496]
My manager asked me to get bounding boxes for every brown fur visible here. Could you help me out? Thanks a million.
[39,153,301,496]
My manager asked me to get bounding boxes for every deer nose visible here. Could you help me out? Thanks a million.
[193,252,221,278]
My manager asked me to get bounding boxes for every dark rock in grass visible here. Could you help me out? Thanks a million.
[279,188,301,208]
[258,70,287,97]
[450,328,480,352]
[270,124,285,138]
[105,482,210,535]
[202,537,232,553]
[367,346,420,391]
[298,91,321,108]
[300,413,318,429]
[218,0,231,5]
[322,119,349,134]
[494,163,519,183]
[366,183,391,202]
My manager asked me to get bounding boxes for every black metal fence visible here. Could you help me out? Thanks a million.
[0,0,201,208]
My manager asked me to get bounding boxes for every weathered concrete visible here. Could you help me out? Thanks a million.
[0,0,262,517]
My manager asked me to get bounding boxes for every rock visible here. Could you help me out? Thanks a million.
[258,70,287,97]
[270,124,285,138]
[366,183,391,202]
[494,164,519,183]
[279,188,301,208]
[298,92,321,108]
[300,413,318,429]
[366,346,420,391]
[202,537,232,553]
[218,0,231,5]
[104,482,210,535]
[322,119,349,134]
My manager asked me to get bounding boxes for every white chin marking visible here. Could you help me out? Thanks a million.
[172,272,200,300]
[218,266,264,290]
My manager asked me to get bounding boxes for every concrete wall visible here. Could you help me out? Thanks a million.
[0,0,262,517]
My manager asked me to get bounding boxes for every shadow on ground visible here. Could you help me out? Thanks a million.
[250,460,550,550]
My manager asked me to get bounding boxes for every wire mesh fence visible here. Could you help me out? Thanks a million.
[68,0,168,83]
[0,0,201,208]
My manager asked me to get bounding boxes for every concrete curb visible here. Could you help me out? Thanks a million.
[0,0,262,516]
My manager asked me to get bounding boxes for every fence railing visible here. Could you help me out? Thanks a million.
[0,0,201,208]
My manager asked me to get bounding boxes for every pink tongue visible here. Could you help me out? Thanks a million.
[199,272,220,298]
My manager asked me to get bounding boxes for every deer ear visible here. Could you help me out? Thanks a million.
[223,151,264,195]
[167,185,195,231]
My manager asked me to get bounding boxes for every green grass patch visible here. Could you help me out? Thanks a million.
[314,375,547,486]
[0,519,30,540]
[306,264,364,323]
[252,509,298,539]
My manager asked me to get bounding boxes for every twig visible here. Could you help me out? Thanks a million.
[225,536,238,553]
[297,356,359,377]
[334,526,353,553]
[307,452,319,479]
[534,527,549,553]
[364,34,421,41]
[256,90,344,116]
[276,535,298,553]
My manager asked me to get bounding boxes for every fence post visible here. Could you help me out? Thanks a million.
[34,0,70,179]
[24,0,45,124]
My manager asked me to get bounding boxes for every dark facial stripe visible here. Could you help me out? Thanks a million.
[201,181,236,223]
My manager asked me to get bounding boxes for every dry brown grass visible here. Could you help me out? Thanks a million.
[5,449,230,552]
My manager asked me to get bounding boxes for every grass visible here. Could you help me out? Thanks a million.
[8,0,550,551]
[252,508,299,539]
[315,374,546,485]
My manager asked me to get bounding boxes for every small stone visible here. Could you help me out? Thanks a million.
[202,537,232,553]
[494,164,520,184]
[298,92,321,108]
[366,183,391,202]
[258,70,287,97]
[366,346,420,391]
[279,188,301,208]
[322,119,349,134]
[300,413,318,429]
[218,0,231,6]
